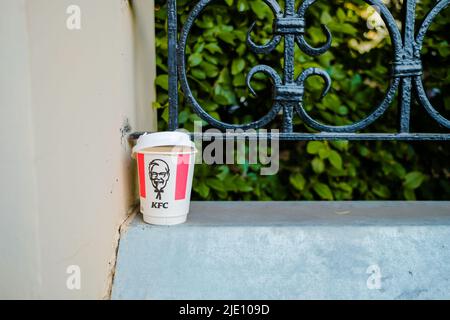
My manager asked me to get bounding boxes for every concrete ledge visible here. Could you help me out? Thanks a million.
[112,201,450,299]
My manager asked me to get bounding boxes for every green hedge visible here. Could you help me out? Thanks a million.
[154,0,450,200]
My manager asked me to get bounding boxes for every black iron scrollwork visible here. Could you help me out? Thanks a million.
[168,0,450,140]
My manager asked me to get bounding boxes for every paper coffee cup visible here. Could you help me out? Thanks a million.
[132,132,197,225]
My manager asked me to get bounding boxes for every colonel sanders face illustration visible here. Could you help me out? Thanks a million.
[149,159,170,200]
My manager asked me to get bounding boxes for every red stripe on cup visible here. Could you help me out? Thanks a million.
[175,154,190,200]
[137,153,146,198]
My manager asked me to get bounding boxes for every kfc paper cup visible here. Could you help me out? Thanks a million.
[132,132,197,225]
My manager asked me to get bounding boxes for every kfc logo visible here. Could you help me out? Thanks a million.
[149,159,170,200]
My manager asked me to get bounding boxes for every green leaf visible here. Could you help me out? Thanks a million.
[250,0,270,19]
[309,26,330,46]
[178,110,189,124]
[392,163,406,179]
[350,74,362,92]
[372,185,390,199]
[318,148,331,159]
[236,178,253,192]
[231,58,246,75]
[236,43,247,56]
[403,188,416,200]
[216,166,230,181]
[358,146,370,157]
[194,182,210,198]
[214,85,237,105]
[155,74,169,91]
[207,178,227,192]
[337,182,352,193]
[336,8,346,22]
[403,171,425,190]
[329,22,357,35]
[233,73,246,86]
[307,141,325,154]
[320,11,333,24]
[311,157,325,174]
[330,140,349,151]
[313,183,333,200]
[289,173,306,191]
[204,42,223,54]
[193,41,205,53]
[218,31,235,45]
[329,150,343,169]
[152,101,162,109]
[202,62,219,78]
[218,68,232,85]
[337,106,348,115]
[195,16,214,29]
[204,53,220,65]
[161,107,169,124]
[188,53,203,67]
[203,101,219,112]
[191,68,206,80]
[237,0,249,12]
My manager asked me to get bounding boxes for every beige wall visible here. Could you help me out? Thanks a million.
[0,0,156,299]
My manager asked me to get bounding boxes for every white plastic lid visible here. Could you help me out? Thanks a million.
[132,131,195,158]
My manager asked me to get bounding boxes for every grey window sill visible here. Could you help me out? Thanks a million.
[112,201,450,300]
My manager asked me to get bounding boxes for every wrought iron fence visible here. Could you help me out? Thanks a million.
[149,0,450,140]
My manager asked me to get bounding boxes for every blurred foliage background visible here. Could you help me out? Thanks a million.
[153,0,449,200]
